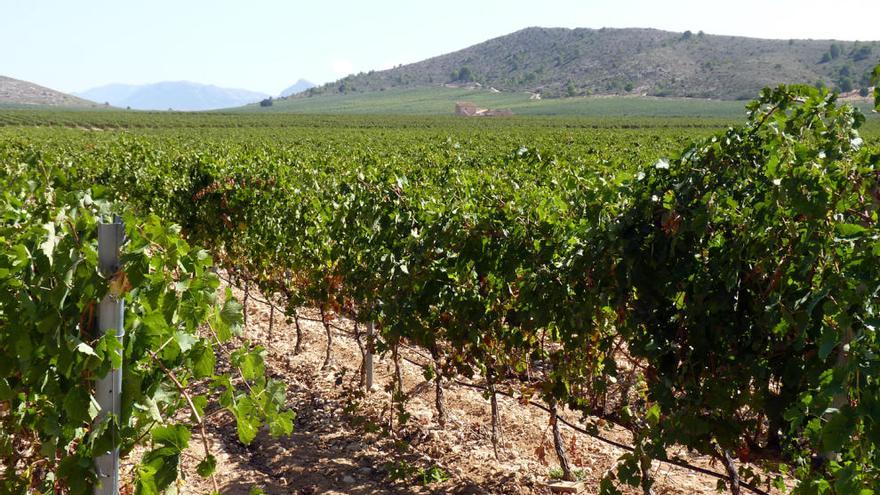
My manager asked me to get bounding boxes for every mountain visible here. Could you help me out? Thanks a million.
[279,79,316,97]
[0,75,100,107]
[76,82,269,111]
[297,27,879,101]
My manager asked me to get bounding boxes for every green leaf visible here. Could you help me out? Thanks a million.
[137,446,180,494]
[191,395,208,421]
[143,397,163,423]
[151,424,191,452]
[0,378,13,401]
[772,476,787,491]
[220,290,243,327]
[236,349,264,381]
[95,333,123,369]
[57,455,93,494]
[599,474,623,495]
[836,223,867,237]
[88,395,102,420]
[141,311,172,346]
[39,222,58,265]
[196,455,217,477]
[62,388,91,424]
[9,244,29,270]
[232,398,260,445]
[173,330,197,354]
[191,344,216,378]
[213,290,242,340]
[268,410,295,437]
[818,328,839,361]
[645,403,661,426]
[821,410,852,453]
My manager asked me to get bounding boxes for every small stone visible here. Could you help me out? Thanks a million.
[342,475,356,484]
[545,481,584,494]
[358,467,372,475]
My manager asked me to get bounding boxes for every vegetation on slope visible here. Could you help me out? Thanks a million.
[289,27,878,101]
[0,75,102,108]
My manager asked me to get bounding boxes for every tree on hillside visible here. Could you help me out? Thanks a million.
[455,67,474,83]
[873,64,880,109]
[260,98,273,107]
[830,43,841,59]
[853,45,873,61]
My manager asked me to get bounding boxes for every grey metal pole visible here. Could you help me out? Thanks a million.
[95,219,125,495]
[365,321,374,391]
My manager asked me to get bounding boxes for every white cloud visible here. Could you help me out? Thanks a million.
[330,59,355,76]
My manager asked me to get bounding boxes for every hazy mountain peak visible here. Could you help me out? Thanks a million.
[280,79,316,97]
[75,81,269,111]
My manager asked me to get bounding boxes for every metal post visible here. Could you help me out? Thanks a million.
[95,219,125,495]
[365,321,374,391]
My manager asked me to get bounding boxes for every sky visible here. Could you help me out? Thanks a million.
[1,0,878,96]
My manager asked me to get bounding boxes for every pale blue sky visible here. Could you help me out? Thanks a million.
[1,0,877,95]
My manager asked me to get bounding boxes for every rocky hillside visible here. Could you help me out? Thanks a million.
[301,27,879,100]
[0,76,99,107]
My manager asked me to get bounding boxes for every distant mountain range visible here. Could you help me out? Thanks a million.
[75,81,270,111]
[6,27,878,113]
[0,75,99,107]
[299,27,879,101]
[279,79,316,97]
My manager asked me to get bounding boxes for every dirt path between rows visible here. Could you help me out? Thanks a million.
[123,281,779,495]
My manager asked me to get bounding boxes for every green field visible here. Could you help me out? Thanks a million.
[234,85,880,118]
[2,106,879,144]
[239,86,752,117]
